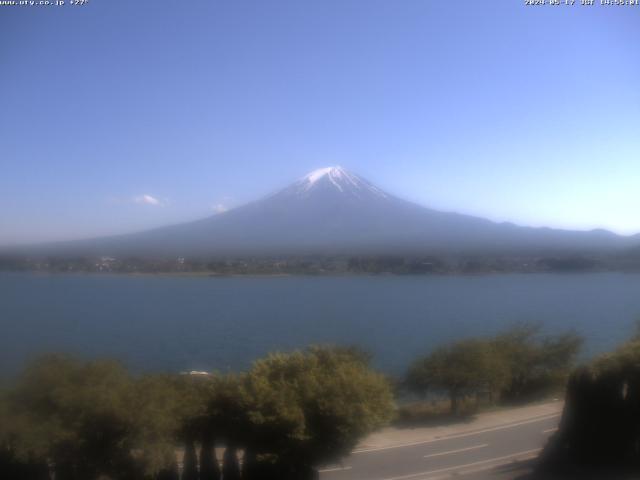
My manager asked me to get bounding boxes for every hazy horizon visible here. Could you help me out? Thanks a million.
[3,165,640,248]
[2,1,640,246]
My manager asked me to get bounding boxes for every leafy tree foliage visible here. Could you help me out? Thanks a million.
[127,374,186,476]
[406,339,509,414]
[494,323,582,403]
[0,354,139,480]
[406,325,583,413]
[207,346,394,478]
[0,357,219,480]
[0,346,394,480]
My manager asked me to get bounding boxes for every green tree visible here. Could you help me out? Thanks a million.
[1,347,393,480]
[129,373,218,478]
[172,374,217,480]
[495,323,582,402]
[199,431,220,480]
[127,374,185,477]
[406,339,509,414]
[236,346,394,478]
[0,355,220,480]
[1,354,138,480]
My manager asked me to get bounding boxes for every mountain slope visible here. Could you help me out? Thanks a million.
[22,167,640,257]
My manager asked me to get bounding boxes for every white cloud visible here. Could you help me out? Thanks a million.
[134,194,163,206]
[212,203,228,214]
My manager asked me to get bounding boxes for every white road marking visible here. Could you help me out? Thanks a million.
[353,413,560,454]
[423,443,488,459]
[542,427,557,434]
[319,466,353,473]
[381,448,542,480]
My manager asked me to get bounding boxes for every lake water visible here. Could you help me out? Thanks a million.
[1,272,639,378]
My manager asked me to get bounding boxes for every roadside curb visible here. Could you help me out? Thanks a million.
[354,401,563,454]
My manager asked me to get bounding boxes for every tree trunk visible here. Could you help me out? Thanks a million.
[182,439,198,480]
[0,452,50,480]
[199,434,220,480]
[156,461,179,480]
[283,462,319,480]
[450,390,459,416]
[54,460,77,480]
[241,448,257,480]
[243,450,281,480]
[222,445,241,480]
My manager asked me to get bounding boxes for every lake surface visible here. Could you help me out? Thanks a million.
[1,272,639,377]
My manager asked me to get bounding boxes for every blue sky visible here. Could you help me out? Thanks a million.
[1,0,639,245]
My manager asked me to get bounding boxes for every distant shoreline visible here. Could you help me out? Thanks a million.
[3,249,640,278]
[3,269,640,279]
[4,248,640,278]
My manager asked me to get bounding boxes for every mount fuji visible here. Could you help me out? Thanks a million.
[29,166,639,257]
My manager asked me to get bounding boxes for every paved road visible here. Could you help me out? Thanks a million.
[319,412,560,480]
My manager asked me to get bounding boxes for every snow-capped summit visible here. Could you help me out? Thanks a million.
[304,166,344,184]
[290,166,388,199]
